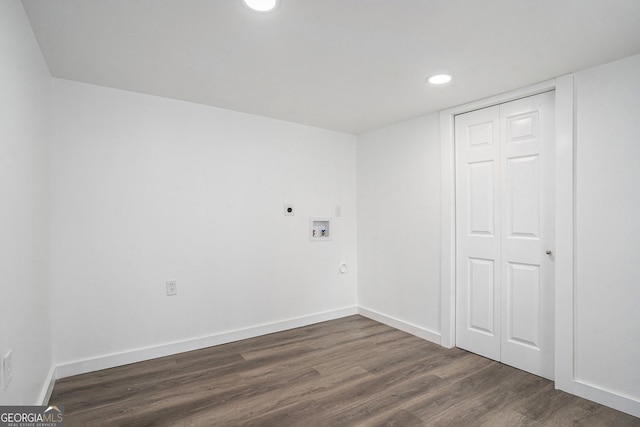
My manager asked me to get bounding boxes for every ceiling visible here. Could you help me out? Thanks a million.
[22,0,640,134]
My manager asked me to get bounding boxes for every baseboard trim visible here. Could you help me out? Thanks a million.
[55,306,358,379]
[38,365,56,405]
[357,306,441,345]
[566,379,640,418]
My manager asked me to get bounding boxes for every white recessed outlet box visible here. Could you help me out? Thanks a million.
[284,204,295,216]
[3,350,13,390]
[335,205,342,217]
[166,280,177,296]
[310,218,331,241]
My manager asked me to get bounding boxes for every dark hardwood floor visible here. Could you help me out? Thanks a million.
[50,315,640,426]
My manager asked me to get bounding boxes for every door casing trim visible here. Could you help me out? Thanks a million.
[438,77,574,392]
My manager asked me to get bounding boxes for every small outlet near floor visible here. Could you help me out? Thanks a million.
[166,280,177,296]
[3,350,13,390]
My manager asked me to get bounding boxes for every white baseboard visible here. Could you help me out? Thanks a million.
[38,365,56,405]
[55,306,358,379]
[357,306,441,345]
[563,379,640,418]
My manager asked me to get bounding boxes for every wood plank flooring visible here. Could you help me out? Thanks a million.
[50,315,640,426]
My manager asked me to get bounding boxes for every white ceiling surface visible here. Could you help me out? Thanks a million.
[22,0,640,134]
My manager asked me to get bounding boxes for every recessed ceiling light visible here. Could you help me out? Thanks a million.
[243,0,278,12]
[427,74,452,85]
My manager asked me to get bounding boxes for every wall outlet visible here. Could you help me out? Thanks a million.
[3,350,12,390]
[166,280,177,296]
[335,205,342,217]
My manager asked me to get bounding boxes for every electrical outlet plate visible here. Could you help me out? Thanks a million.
[3,350,12,390]
[166,280,177,296]
[284,204,295,216]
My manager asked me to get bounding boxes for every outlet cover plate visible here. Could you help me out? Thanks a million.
[3,350,12,390]
[284,204,295,216]
[166,280,177,296]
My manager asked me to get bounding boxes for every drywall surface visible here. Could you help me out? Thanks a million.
[0,0,52,404]
[574,54,640,401]
[51,79,357,366]
[357,114,441,338]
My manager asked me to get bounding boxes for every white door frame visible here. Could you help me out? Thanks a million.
[438,75,575,391]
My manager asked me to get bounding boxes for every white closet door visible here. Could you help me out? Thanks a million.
[455,105,502,361]
[500,92,555,379]
[455,91,555,380]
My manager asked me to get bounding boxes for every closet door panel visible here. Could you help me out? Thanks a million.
[500,92,555,380]
[455,106,501,361]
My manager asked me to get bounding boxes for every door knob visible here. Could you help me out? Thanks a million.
[546,250,552,255]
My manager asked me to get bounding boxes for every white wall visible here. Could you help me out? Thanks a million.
[574,54,640,402]
[0,1,52,404]
[356,115,441,340]
[51,79,357,369]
